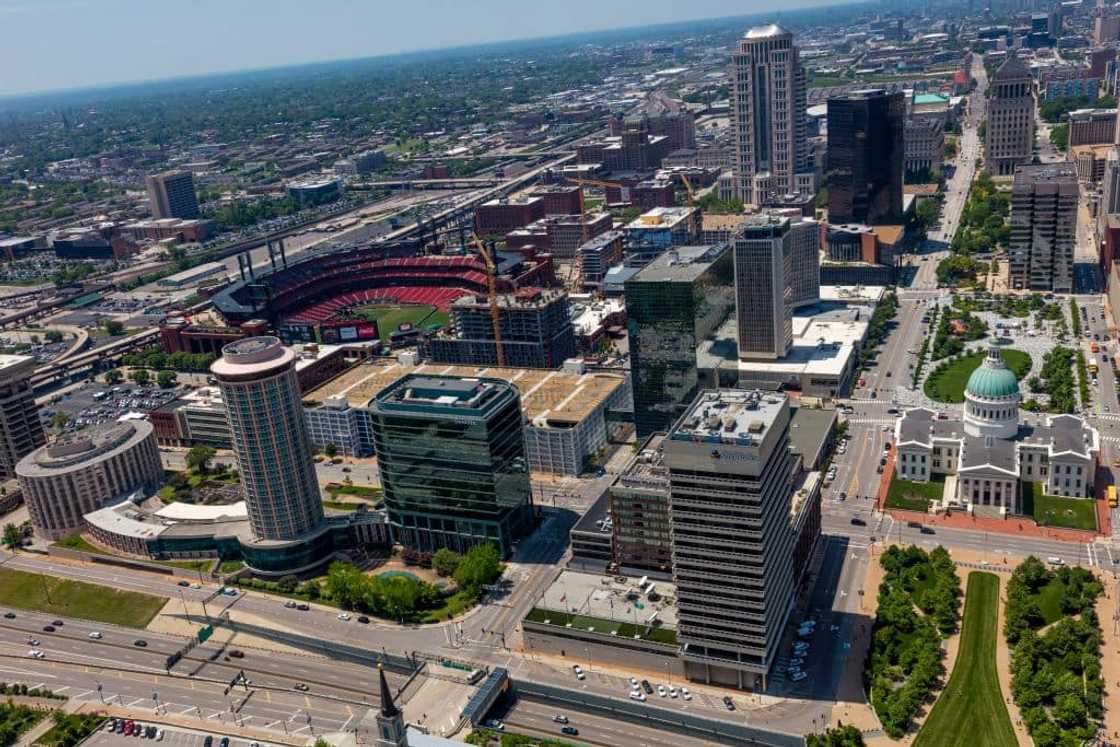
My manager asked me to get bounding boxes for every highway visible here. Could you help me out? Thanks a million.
[497,698,719,747]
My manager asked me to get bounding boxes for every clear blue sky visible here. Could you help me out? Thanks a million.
[0,0,840,96]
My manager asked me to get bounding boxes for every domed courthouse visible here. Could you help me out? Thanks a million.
[894,345,1099,514]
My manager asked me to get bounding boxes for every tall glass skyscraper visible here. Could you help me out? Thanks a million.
[826,89,905,225]
[369,375,533,555]
[625,244,735,439]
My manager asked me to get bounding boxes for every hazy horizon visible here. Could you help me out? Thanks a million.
[0,0,848,98]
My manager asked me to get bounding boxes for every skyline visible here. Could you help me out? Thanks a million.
[0,0,848,98]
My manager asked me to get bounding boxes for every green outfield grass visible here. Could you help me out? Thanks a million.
[0,568,166,628]
[352,304,442,341]
[914,572,1016,747]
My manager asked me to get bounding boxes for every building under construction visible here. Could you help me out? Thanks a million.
[418,288,577,369]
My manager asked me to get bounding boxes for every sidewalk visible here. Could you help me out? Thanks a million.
[883,505,1100,543]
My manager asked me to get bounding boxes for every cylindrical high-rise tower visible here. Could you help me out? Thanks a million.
[211,336,324,541]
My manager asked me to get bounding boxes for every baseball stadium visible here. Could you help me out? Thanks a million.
[211,239,555,344]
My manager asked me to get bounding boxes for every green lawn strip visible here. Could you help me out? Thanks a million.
[465,728,584,747]
[885,474,946,512]
[53,535,212,573]
[352,305,437,341]
[924,349,1031,403]
[522,607,677,645]
[324,484,383,499]
[52,534,109,556]
[323,500,366,511]
[0,568,166,628]
[1022,483,1097,531]
[914,572,1016,747]
[34,712,105,747]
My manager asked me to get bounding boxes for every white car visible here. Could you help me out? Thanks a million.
[790,657,804,667]
[791,671,808,682]
[26,649,44,659]
[628,677,639,688]
[337,613,351,621]
[668,686,678,698]
[657,685,667,697]
[88,631,102,639]
[629,690,647,701]
[572,665,585,680]
[681,688,692,701]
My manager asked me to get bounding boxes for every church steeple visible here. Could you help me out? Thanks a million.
[380,665,400,718]
[375,664,407,747]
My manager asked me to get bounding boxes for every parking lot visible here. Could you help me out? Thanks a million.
[42,381,185,435]
[85,720,276,747]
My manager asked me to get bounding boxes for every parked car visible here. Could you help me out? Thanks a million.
[641,680,653,694]
[723,696,736,711]
[629,690,647,701]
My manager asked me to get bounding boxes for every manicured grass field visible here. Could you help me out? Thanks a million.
[1022,483,1098,531]
[353,304,441,341]
[885,474,946,512]
[914,572,1016,747]
[924,349,1031,403]
[0,568,166,628]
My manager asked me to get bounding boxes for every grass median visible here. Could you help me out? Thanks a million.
[0,568,166,628]
[914,572,1015,747]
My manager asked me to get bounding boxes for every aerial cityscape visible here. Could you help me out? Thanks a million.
[3,0,1120,745]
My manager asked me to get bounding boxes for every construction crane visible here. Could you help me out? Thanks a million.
[568,177,628,285]
[469,233,506,368]
[680,172,697,206]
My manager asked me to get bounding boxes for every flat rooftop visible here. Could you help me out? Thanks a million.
[305,360,625,427]
[819,285,887,304]
[536,569,679,630]
[670,389,788,445]
[624,206,696,231]
[698,307,869,379]
[628,243,728,283]
[617,433,669,489]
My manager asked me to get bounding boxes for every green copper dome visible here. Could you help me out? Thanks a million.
[966,346,1020,399]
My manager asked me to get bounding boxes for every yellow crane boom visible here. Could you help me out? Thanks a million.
[470,234,506,368]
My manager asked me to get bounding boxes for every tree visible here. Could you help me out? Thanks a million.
[44,330,63,344]
[103,369,123,385]
[432,548,462,577]
[807,724,865,747]
[186,445,216,474]
[454,544,503,592]
[51,411,69,429]
[129,368,150,385]
[155,370,177,389]
[324,443,338,459]
[1049,123,1068,151]
[1,524,22,551]
[101,319,124,336]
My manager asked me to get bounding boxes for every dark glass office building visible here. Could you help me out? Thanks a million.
[826,89,905,225]
[368,374,533,556]
[625,244,735,438]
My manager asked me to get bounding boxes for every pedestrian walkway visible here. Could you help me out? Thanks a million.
[882,505,1100,543]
